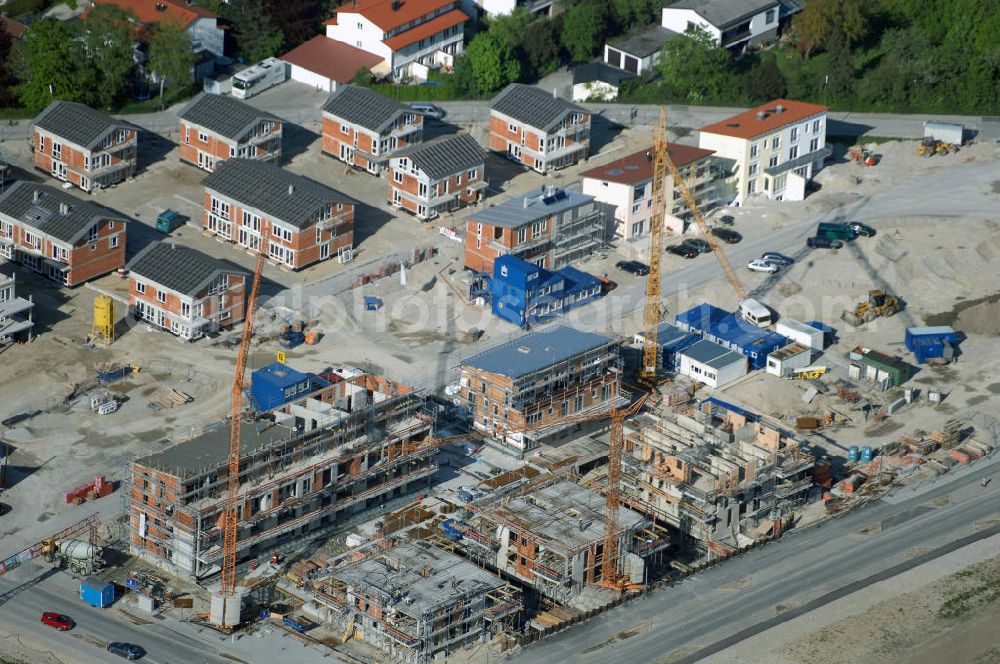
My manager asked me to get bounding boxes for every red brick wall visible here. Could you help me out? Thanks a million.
[128,272,248,329]
[33,128,137,191]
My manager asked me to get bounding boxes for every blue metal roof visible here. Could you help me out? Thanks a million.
[656,322,699,350]
[675,303,729,331]
[467,187,594,229]
[678,338,746,369]
[463,326,614,378]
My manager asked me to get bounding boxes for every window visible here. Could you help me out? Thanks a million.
[633,183,647,200]
[210,197,230,218]
[771,136,780,149]
[110,235,118,249]
[136,281,145,294]
[813,119,822,133]
[181,302,191,317]
[108,220,115,230]
[631,203,640,214]
[39,135,45,153]
[500,265,508,277]
[229,146,236,158]
[198,131,208,143]
[86,225,98,243]
[340,124,349,135]
[769,155,779,168]
[184,127,190,144]
[241,211,260,231]
[517,227,526,243]
[790,127,798,142]
[468,168,477,181]
[316,226,323,243]
[52,143,62,160]
[750,143,758,158]
[789,145,799,160]
[748,163,758,176]
[157,290,166,303]
[393,168,404,184]
[357,21,363,29]
[0,221,11,237]
[508,122,517,133]
[747,180,756,194]
[272,226,292,242]
[456,173,463,186]
[765,8,776,22]
[809,137,819,152]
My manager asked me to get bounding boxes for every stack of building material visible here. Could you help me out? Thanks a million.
[836,474,865,495]
[63,475,114,504]
[153,389,194,410]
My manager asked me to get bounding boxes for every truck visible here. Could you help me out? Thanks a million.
[816,222,857,240]
[232,58,288,99]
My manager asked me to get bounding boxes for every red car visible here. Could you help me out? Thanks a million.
[41,612,74,631]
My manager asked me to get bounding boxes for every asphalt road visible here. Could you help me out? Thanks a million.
[516,453,1000,664]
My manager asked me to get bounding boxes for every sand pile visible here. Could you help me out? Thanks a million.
[926,292,1000,336]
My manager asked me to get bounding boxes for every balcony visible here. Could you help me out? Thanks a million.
[390,122,421,139]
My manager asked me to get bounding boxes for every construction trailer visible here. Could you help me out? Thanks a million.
[127,373,436,580]
[305,540,521,663]
[458,326,623,456]
[904,326,958,364]
[675,339,748,388]
[630,321,700,373]
[849,348,913,389]
[620,398,815,554]
[675,303,789,370]
[447,479,669,604]
[766,343,813,377]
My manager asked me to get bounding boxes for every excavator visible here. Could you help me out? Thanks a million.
[917,138,958,157]
[842,289,901,326]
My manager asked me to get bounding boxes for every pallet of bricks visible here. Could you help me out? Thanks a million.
[949,440,992,465]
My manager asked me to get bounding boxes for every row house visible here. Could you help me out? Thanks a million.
[580,144,732,240]
[324,0,468,80]
[0,182,126,287]
[202,159,355,270]
[321,84,423,176]
[488,83,590,173]
[698,99,830,204]
[458,326,622,455]
[32,100,138,193]
[463,186,606,275]
[127,241,247,340]
[178,93,282,172]
[387,132,486,219]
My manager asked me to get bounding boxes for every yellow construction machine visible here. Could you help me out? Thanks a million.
[842,289,901,326]
[918,138,958,157]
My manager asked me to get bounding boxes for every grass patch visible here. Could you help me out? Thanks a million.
[0,107,37,120]
[937,566,1000,619]
[116,84,199,114]
[828,134,902,145]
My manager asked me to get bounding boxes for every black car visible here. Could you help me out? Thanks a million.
[616,260,650,276]
[681,238,712,254]
[807,236,844,249]
[761,252,794,266]
[107,643,145,660]
[719,214,735,226]
[666,244,698,258]
[711,227,742,244]
[849,221,876,237]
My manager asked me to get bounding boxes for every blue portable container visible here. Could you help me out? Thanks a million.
[847,446,860,463]
[80,577,114,608]
[860,446,874,463]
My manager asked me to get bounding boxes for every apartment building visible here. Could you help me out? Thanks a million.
[451,479,668,602]
[127,241,247,340]
[463,186,606,275]
[622,399,815,554]
[661,0,780,51]
[489,84,590,173]
[128,372,435,579]
[324,0,468,80]
[32,101,138,192]
[387,133,486,219]
[0,182,126,286]
[94,0,224,57]
[322,85,424,176]
[178,93,282,172]
[201,159,355,270]
[698,99,830,204]
[458,325,621,454]
[580,144,731,240]
[0,269,33,346]
[312,540,521,662]
[468,0,554,18]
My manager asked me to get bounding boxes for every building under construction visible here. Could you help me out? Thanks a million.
[445,479,670,603]
[303,539,521,663]
[127,372,436,580]
[620,397,815,556]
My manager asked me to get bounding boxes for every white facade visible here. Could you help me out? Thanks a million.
[188,17,224,57]
[775,319,824,351]
[698,109,827,204]
[581,177,671,240]
[677,340,747,388]
[766,343,812,377]
[662,8,722,41]
[326,15,392,63]
[603,45,659,76]
[465,0,554,17]
[661,3,778,49]
[572,79,621,102]
[289,64,340,93]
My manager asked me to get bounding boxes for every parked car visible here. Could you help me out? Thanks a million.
[807,236,844,249]
[409,102,444,119]
[761,252,795,266]
[849,221,876,237]
[41,613,74,631]
[107,643,145,660]
[154,209,184,233]
[681,238,712,254]
[719,214,735,226]
[711,227,742,244]
[746,259,780,274]
[666,244,698,258]
[616,260,650,276]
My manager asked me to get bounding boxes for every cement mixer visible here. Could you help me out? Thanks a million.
[44,538,102,576]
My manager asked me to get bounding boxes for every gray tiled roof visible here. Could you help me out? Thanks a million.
[490,84,586,132]
[202,159,353,229]
[572,62,636,86]
[607,25,679,58]
[178,93,281,142]
[33,101,132,150]
[127,241,245,297]
[395,133,485,180]
[462,326,614,379]
[668,0,778,29]
[467,186,594,229]
[679,338,745,369]
[0,182,127,244]
[321,85,407,133]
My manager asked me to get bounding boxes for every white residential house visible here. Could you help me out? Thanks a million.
[698,99,830,204]
[661,0,781,51]
[464,0,554,17]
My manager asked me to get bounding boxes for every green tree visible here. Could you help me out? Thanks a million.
[561,1,609,62]
[824,26,854,101]
[487,7,535,51]
[82,5,136,109]
[17,19,88,111]
[655,28,737,103]
[0,24,13,106]
[462,32,520,96]
[147,18,194,95]
[223,0,285,63]
[521,18,560,78]
[742,56,787,101]
[793,0,870,57]
[352,65,372,87]
[611,0,658,32]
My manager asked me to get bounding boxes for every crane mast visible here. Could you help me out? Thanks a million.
[221,251,266,625]
[639,108,670,385]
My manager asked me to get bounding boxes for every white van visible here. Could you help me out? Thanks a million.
[739,298,773,327]
[410,103,444,119]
